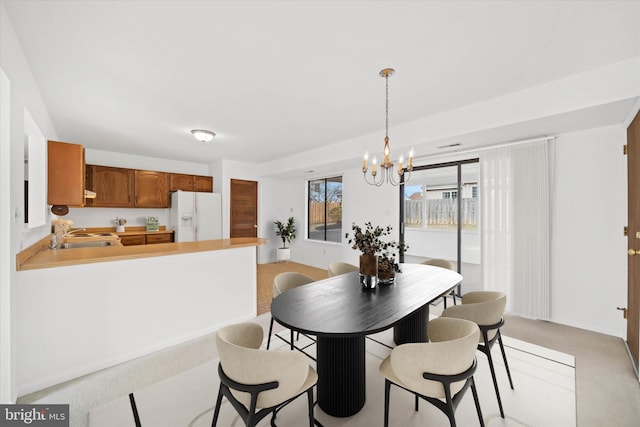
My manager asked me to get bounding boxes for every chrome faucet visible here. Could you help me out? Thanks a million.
[49,228,86,249]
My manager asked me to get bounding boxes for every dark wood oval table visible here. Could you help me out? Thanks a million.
[270,263,462,417]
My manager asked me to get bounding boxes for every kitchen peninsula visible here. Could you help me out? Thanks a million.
[15,236,266,396]
[17,235,266,270]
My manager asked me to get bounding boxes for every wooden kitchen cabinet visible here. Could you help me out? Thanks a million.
[86,165,134,207]
[170,173,213,192]
[194,175,213,192]
[145,233,174,244]
[118,234,146,246]
[169,173,194,191]
[135,170,169,208]
[117,232,173,246]
[48,140,85,207]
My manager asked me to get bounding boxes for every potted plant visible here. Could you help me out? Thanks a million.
[274,216,296,263]
[377,240,409,285]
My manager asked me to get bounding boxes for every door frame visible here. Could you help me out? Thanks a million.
[626,106,640,378]
[399,158,479,296]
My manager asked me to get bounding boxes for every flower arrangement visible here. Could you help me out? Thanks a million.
[345,222,408,274]
[345,222,392,255]
[378,240,409,274]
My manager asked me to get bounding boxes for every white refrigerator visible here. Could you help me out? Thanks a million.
[170,191,222,242]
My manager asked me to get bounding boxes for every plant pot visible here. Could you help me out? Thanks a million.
[359,254,378,289]
[377,269,395,285]
[277,248,291,263]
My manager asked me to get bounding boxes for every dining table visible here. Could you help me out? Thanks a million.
[270,263,462,417]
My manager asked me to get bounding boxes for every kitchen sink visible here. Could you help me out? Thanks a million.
[59,241,118,249]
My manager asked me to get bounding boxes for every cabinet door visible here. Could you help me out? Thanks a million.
[169,173,194,191]
[194,175,213,192]
[119,234,146,246]
[135,170,169,208]
[145,233,174,244]
[86,165,134,207]
[48,140,85,206]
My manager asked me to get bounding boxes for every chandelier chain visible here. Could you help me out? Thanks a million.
[385,74,389,139]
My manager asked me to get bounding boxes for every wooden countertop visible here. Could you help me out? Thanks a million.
[17,237,268,271]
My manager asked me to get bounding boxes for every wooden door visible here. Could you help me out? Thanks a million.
[135,170,168,208]
[230,179,258,238]
[627,109,640,372]
[86,165,134,207]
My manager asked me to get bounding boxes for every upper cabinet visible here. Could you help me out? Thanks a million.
[169,173,195,191]
[86,165,135,207]
[194,175,213,192]
[84,163,212,208]
[47,140,85,207]
[135,170,168,208]
[170,173,213,192]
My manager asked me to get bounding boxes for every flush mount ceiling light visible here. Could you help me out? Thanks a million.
[362,68,413,187]
[191,129,216,142]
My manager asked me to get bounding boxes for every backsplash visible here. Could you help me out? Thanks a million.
[64,207,170,229]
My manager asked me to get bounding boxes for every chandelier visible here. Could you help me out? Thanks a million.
[362,68,413,186]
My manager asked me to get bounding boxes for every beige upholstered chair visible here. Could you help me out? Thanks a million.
[267,272,315,350]
[379,317,484,427]
[212,322,318,427]
[421,258,458,307]
[441,291,513,418]
[327,262,359,277]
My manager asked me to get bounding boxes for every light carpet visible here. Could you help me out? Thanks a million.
[90,328,575,427]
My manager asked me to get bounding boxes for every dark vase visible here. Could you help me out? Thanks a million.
[359,254,378,289]
[377,269,395,285]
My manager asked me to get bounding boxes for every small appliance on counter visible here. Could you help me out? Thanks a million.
[146,216,159,232]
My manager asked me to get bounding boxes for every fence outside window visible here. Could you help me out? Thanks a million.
[405,198,478,230]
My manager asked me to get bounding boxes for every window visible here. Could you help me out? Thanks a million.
[442,190,458,199]
[308,176,342,242]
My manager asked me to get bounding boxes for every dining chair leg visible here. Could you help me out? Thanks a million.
[497,331,514,389]
[266,316,275,350]
[443,295,448,308]
[211,385,224,427]
[470,377,485,427]
[307,388,314,427]
[485,348,505,418]
[443,385,456,427]
[384,380,391,427]
[415,394,419,411]
[290,329,295,350]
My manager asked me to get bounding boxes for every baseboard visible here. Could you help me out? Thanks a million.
[622,340,639,380]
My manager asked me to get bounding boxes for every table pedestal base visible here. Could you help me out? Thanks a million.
[317,336,366,417]
[393,306,429,345]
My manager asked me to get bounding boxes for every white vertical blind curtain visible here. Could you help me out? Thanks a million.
[480,139,550,320]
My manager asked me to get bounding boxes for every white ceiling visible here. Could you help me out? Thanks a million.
[3,0,640,165]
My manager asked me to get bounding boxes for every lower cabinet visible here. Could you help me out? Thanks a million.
[119,235,146,246]
[118,232,174,246]
[145,233,173,244]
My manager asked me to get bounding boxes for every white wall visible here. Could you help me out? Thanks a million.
[0,3,60,402]
[15,246,258,395]
[550,125,628,336]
